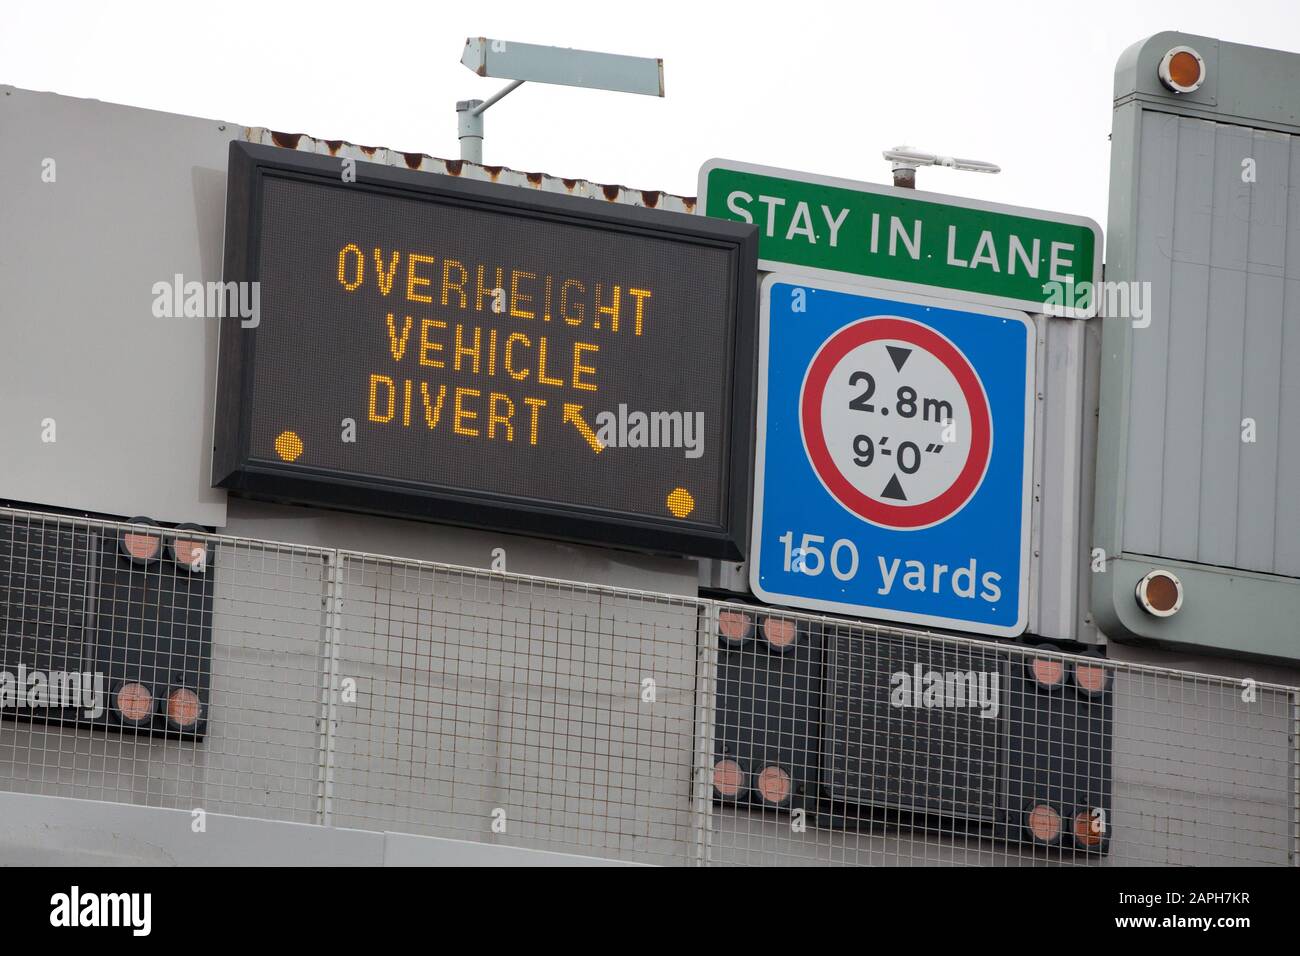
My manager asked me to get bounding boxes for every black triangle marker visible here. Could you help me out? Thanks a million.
[881,474,907,501]
[886,346,911,372]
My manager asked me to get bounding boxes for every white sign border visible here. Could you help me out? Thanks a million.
[698,157,1104,319]
[750,272,1036,638]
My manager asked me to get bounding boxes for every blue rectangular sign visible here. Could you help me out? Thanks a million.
[751,275,1035,636]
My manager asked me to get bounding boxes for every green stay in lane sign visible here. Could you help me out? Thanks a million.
[698,159,1103,318]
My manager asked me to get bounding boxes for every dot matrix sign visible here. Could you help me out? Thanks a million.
[213,142,758,560]
[751,276,1035,636]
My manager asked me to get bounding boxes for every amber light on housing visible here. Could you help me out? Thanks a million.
[1158,46,1205,93]
[1136,569,1183,617]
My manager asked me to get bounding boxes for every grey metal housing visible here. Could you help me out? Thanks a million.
[1094,32,1300,662]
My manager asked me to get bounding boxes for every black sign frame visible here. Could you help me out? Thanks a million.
[214,142,758,559]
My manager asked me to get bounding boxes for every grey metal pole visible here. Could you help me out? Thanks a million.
[456,99,485,164]
[456,81,525,165]
[473,79,524,117]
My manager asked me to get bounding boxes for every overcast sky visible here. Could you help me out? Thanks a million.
[5,0,1300,234]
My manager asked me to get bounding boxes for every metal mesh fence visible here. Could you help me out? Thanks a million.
[0,507,1295,866]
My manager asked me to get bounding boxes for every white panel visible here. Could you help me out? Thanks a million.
[0,87,231,526]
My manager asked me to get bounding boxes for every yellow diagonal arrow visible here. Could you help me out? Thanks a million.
[563,403,604,454]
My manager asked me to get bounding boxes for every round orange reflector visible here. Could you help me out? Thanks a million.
[121,517,161,563]
[1073,809,1104,847]
[1026,803,1061,843]
[762,617,797,651]
[1167,51,1201,88]
[712,758,745,799]
[1158,46,1205,93]
[1136,569,1183,617]
[172,538,206,571]
[718,609,752,643]
[755,765,792,806]
[1074,660,1109,694]
[116,683,153,722]
[121,531,160,561]
[122,533,159,560]
[1030,657,1065,689]
[167,688,202,728]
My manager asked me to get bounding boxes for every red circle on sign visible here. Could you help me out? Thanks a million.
[800,317,992,529]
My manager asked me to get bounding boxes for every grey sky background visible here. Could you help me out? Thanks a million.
[5,0,1299,233]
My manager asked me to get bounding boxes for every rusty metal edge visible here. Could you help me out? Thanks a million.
[247,127,696,213]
